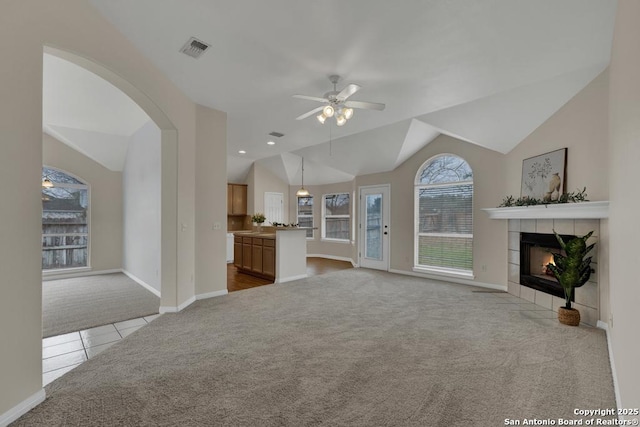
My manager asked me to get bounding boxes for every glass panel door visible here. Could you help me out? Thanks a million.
[359,185,390,270]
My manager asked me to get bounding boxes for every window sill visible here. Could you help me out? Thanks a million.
[321,238,351,244]
[412,266,474,280]
[43,266,91,277]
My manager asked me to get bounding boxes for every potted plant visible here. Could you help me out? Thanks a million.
[251,213,266,231]
[546,230,595,326]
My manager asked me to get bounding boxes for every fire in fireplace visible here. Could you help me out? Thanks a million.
[520,232,576,300]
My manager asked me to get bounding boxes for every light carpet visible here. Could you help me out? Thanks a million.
[21,269,615,426]
[42,273,160,338]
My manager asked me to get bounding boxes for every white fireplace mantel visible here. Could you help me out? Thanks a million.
[482,201,609,220]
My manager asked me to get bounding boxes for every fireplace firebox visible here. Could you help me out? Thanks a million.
[519,232,576,300]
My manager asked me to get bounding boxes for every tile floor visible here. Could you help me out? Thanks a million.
[42,314,161,386]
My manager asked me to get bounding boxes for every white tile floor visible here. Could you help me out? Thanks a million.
[42,314,161,386]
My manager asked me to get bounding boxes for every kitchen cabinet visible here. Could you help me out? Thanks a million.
[233,229,307,284]
[234,233,276,281]
[227,183,247,215]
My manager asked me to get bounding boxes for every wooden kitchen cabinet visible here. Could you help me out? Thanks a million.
[233,233,276,281]
[262,238,275,277]
[227,184,247,215]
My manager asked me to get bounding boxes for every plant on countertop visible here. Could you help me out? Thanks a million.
[251,213,266,224]
[498,187,588,207]
[546,230,595,326]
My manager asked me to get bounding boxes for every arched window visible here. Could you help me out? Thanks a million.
[42,167,89,270]
[414,154,473,275]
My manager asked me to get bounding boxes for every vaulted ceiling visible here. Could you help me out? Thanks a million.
[45,1,617,184]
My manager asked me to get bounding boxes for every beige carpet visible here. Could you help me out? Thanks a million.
[21,269,615,426]
[42,273,160,338]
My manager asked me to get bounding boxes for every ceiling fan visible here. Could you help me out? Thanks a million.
[293,75,385,126]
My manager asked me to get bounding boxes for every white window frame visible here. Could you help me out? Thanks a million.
[321,192,351,243]
[42,166,91,275]
[297,195,314,239]
[413,154,473,279]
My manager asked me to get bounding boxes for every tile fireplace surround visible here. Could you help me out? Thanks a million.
[507,218,601,326]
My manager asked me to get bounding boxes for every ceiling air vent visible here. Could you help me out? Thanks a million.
[180,37,210,59]
[268,131,285,138]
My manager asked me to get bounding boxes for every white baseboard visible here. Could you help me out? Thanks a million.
[275,273,308,284]
[0,388,45,427]
[160,289,228,313]
[388,268,508,292]
[159,295,195,313]
[42,268,121,281]
[307,254,357,267]
[196,289,228,300]
[597,321,622,415]
[122,270,161,297]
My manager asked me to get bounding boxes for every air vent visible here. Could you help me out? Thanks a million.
[180,37,210,59]
[268,131,285,138]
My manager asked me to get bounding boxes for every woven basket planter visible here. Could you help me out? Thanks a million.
[558,307,580,326]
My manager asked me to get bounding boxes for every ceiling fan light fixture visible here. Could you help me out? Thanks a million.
[336,115,347,126]
[343,107,354,120]
[323,105,335,118]
[316,113,326,124]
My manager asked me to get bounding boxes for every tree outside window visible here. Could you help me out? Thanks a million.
[322,193,350,241]
[42,167,89,270]
[415,155,473,273]
[297,196,314,238]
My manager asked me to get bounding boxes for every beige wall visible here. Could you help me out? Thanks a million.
[357,135,507,285]
[43,132,123,273]
[504,69,610,201]
[195,105,228,296]
[289,181,357,261]
[0,1,226,419]
[608,0,640,409]
[503,67,611,324]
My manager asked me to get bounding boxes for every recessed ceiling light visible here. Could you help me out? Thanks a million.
[267,141,275,145]
[238,150,246,154]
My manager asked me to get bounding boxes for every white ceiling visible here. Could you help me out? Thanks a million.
[48,1,617,183]
[43,53,150,171]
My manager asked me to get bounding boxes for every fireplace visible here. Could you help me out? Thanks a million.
[519,232,575,300]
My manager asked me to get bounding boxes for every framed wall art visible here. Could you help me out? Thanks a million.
[520,148,567,201]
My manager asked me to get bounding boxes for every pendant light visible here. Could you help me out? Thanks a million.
[296,157,309,197]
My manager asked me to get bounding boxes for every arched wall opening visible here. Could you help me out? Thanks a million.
[43,46,179,308]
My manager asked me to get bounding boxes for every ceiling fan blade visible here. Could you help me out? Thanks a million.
[296,106,324,120]
[344,100,386,111]
[293,94,329,103]
[336,84,361,101]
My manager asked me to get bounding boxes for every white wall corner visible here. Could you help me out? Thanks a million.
[597,320,622,416]
[122,269,161,297]
[159,295,196,313]
[0,389,45,427]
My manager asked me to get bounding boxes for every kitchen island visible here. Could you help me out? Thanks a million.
[233,228,308,284]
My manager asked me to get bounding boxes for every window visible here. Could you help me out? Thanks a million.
[297,196,314,238]
[322,193,350,241]
[42,167,89,270]
[415,154,473,274]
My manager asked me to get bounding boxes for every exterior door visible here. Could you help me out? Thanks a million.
[264,192,283,224]
[359,185,390,270]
